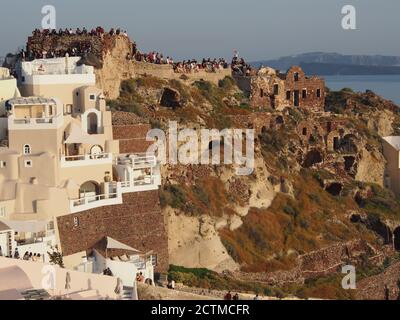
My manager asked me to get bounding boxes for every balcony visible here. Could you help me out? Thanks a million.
[116,154,157,169]
[8,114,64,130]
[61,153,113,168]
[116,153,161,193]
[120,174,160,193]
[69,184,123,213]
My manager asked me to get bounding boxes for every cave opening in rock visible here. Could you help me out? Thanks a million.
[368,217,392,245]
[303,149,323,168]
[160,87,181,109]
[339,134,358,153]
[276,116,284,125]
[325,183,343,196]
[344,156,356,172]
[394,227,400,251]
[350,214,361,223]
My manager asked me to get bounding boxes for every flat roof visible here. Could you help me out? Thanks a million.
[8,97,58,106]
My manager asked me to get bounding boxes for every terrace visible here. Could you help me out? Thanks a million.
[116,153,161,193]
[69,182,123,213]
[60,152,113,168]
[6,97,64,130]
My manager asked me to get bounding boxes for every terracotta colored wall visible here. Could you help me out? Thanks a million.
[57,190,169,272]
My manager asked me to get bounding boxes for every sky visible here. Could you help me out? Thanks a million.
[0,0,399,61]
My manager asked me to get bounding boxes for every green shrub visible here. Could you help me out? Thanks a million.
[218,76,235,90]
[283,204,299,218]
[192,186,209,206]
[160,185,187,209]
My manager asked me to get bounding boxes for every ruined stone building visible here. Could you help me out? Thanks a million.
[234,66,325,111]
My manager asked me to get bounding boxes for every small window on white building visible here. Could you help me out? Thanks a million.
[0,207,6,217]
[73,217,80,227]
[24,160,33,168]
[89,94,96,101]
[47,221,55,230]
[0,161,6,168]
[23,144,31,155]
[150,254,157,266]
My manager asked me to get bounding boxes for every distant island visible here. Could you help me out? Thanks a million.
[252,52,400,75]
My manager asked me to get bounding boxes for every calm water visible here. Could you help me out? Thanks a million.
[324,75,400,105]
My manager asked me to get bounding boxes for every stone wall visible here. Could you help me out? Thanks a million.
[284,66,325,110]
[234,66,325,111]
[233,240,383,286]
[113,124,153,154]
[133,61,232,85]
[57,190,169,272]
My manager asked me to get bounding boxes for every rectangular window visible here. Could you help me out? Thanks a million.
[24,160,32,168]
[286,91,291,100]
[73,217,80,227]
[89,94,96,101]
[302,89,307,99]
[317,89,321,98]
[294,72,299,81]
[0,161,6,168]
[273,84,279,95]
[0,207,6,217]
[23,144,31,155]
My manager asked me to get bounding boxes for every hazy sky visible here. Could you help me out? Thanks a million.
[0,0,399,61]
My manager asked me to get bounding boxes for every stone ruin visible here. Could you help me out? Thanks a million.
[234,65,325,111]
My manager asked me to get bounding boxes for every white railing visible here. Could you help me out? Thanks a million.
[8,114,63,130]
[61,153,113,168]
[116,154,157,169]
[13,117,56,125]
[119,175,160,193]
[70,190,122,214]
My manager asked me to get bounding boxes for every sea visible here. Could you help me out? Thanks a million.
[324,75,400,105]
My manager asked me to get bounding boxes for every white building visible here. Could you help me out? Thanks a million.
[0,58,161,275]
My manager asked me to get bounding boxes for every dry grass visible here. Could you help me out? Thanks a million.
[220,170,378,273]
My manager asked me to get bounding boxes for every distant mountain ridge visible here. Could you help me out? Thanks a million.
[252,52,400,75]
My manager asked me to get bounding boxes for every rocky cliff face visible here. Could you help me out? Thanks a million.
[108,74,400,282]
[94,36,136,99]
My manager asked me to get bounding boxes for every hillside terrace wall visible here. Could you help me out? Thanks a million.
[233,239,382,286]
[133,61,232,85]
[57,190,169,273]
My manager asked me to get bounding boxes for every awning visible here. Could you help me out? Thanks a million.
[105,237,140,252]
[64,123,101,145]
[0,219,48,233]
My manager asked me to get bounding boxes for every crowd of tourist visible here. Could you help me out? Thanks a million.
[21,28,254,78]
[21,42,93,60]
[231,53,254,76]
[0,246,43,262]
[21,27,130,61]
[32,26,129,38]
[129,50,173,65]
[173,58,229,74]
